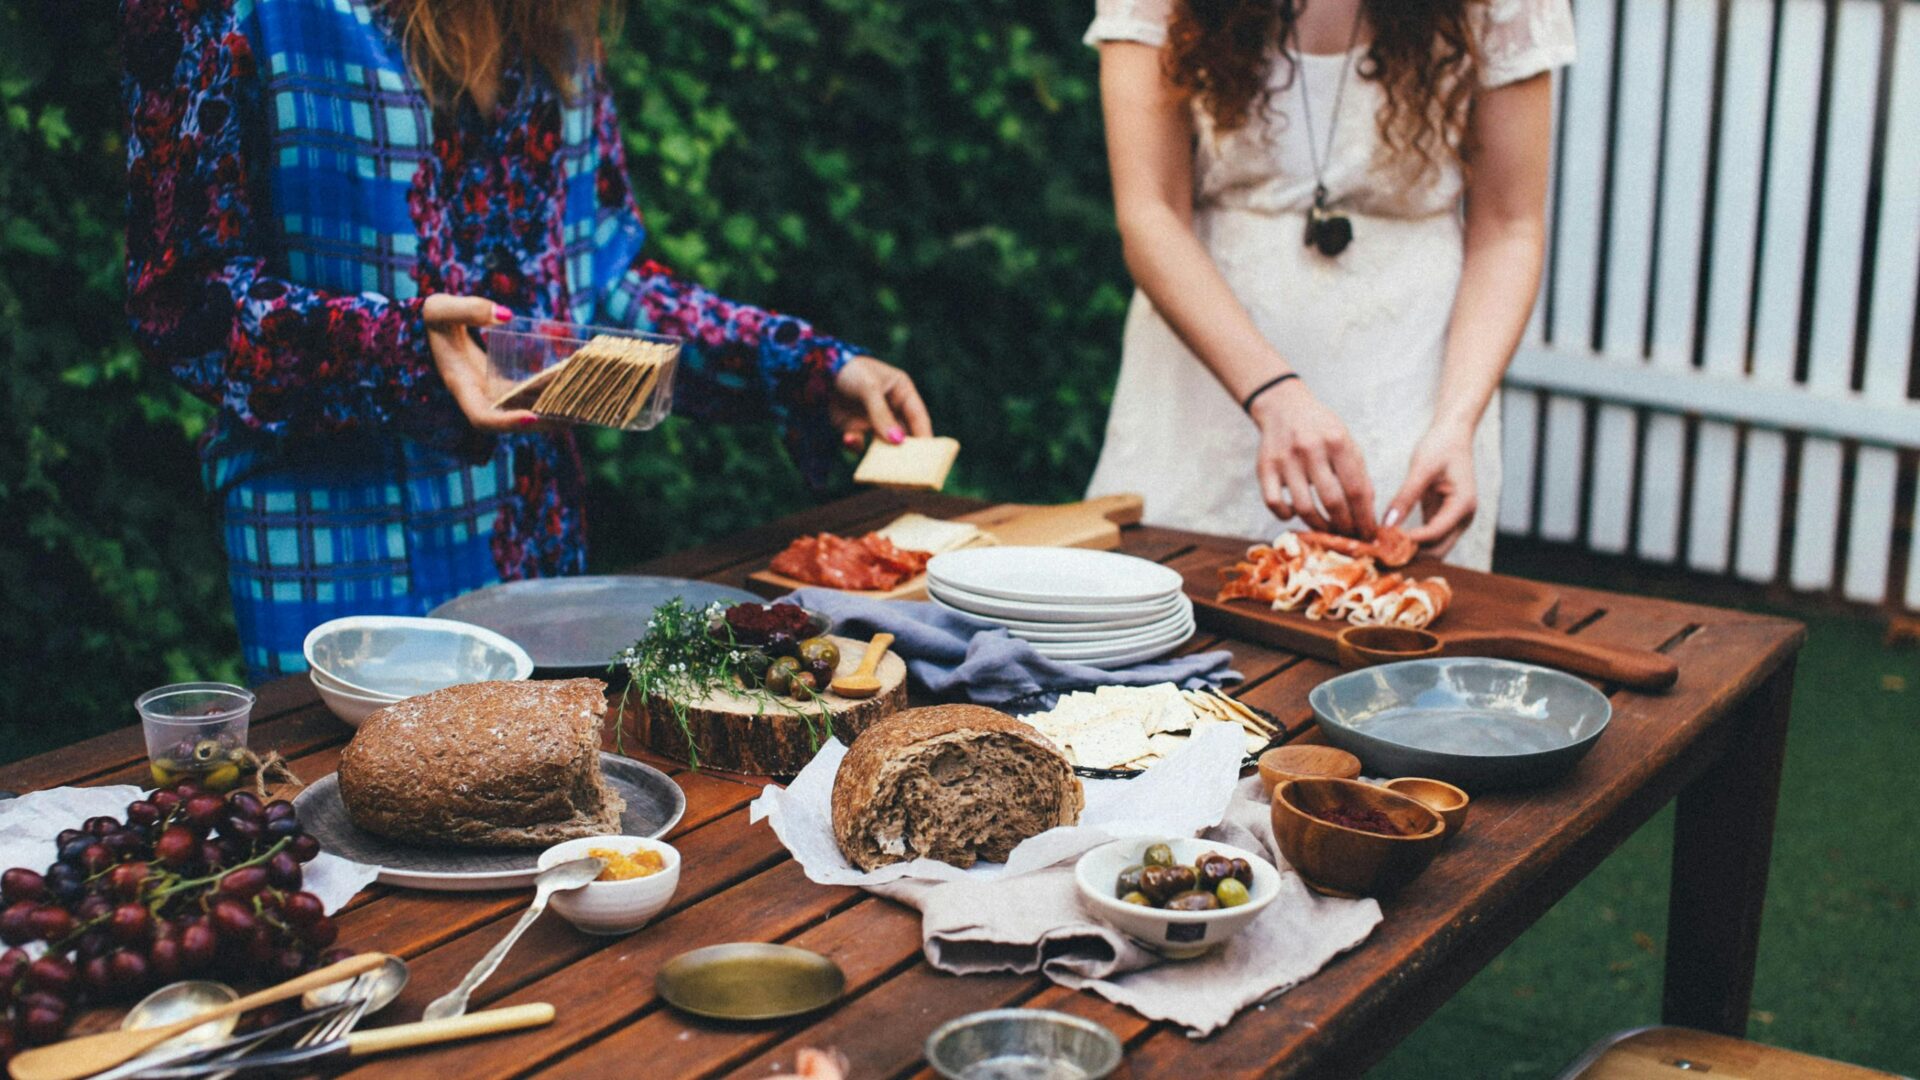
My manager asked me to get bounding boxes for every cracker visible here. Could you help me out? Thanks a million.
[853,436,961,490]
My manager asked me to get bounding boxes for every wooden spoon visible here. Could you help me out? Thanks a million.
[8,952,388,1080]
[829,633,894,699]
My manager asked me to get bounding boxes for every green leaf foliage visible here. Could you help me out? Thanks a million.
[0,0,1129,752]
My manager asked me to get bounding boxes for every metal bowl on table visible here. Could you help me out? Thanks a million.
[925,1008,1123,1080]
[1308,657,1613,790]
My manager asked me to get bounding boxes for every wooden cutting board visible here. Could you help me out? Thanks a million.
[746,493,1146,601]
[1183,550,1679,691]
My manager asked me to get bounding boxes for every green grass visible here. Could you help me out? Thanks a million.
[1369,545,1920,1078]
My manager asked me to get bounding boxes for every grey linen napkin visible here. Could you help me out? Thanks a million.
[871,777,1383,1037]
[783,587,1240,705]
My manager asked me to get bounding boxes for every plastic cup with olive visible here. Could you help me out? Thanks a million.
[136,683,255,791]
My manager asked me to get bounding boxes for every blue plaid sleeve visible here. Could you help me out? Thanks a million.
[122,0,458,444]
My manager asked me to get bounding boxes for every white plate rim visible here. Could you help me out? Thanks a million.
[1029,617,1196,661]
[1001,610,1194,643]
[926,547,1184,604]
[1043,628,1196,669]
[928,584,1186,624]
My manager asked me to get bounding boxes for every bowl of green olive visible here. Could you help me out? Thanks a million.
[1073,837,1281,959]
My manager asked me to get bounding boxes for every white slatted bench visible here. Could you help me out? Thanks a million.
[1500,0,1920,610]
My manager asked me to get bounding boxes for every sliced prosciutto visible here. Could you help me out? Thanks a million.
[1215,529,1451,630]
[771,532,934,592]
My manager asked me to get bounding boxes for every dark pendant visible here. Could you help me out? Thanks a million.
[1303,185,1353,257]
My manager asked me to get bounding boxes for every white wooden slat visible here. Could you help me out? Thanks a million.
[1791,0,1883,592]
[1539,395,1587,542]
[1586,0,1664,554]
[1506,345,1920,446]
[1846,6,1920,603]
[1689,0,1775,573]
[1736,430,1789,582]
[1549,0,1618,350]
[1498,388,1541,535]
[1688,424,1738,571]
[1844,449,1898,602]
[1736,0,1827,584]
[1587,406,1637,553]
[1637,0,1718,563]
[1909,484,1920,609]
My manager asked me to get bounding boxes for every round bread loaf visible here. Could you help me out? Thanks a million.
[338,679,624,849]
[830,704,1084,870]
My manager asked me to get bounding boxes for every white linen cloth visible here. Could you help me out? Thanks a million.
[1081,0,1577,568]
[749,728,1382,1035]
[0,786,378,922]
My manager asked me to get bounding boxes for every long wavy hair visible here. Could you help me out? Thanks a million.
[1166,0,1479,178]
[381,0,618,111]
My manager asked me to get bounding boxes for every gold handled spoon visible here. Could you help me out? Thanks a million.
[829,632,894,699]
[8,952,388,1080]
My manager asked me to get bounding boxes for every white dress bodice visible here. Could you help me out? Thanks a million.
[1082,0,1574,566]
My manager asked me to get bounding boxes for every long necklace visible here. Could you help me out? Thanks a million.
[1293,3,1366,257]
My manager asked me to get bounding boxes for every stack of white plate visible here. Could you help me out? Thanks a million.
[926,547,1194,668]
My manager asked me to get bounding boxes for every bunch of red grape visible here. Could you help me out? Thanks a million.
[0,784,345,1058]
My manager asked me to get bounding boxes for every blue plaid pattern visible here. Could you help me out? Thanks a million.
[218,439,514,682]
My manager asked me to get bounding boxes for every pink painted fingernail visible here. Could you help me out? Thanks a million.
[886,426,905,444]
[843,432,863,448]
[494,304,513,323]
[519,415,538,427]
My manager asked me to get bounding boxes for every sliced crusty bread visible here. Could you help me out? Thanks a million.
[338,679,624,849]
[830,704,1083,870]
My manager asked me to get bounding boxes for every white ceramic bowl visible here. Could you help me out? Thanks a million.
[303,615,533,699]
[308,671,399,728]
[1073,837,1281,959]
[539,836,681,936]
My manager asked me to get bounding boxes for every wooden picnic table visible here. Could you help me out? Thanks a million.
[10,490,1805,1078]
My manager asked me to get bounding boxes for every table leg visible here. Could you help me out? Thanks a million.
[1662,655,1796,1034]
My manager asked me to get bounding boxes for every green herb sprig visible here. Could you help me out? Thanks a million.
[612,599,831,769]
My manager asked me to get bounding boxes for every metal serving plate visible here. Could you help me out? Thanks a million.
[655,943,845,1021]
[294,754,685,890]
[429,576,759,674]
[1308,658,1612,790]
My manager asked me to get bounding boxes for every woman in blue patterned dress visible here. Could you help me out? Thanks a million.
[122,0,931,681]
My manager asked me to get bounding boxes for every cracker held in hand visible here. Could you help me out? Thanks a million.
[494,334,678,428]
[853,436,960,490]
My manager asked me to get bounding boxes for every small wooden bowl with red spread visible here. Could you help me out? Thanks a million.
[1271,778,1447,898]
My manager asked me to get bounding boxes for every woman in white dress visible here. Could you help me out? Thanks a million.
[1084,0,1574,567]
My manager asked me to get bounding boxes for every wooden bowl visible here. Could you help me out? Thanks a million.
[1271,778,1446,897]
[1383,777,1471,840]
[1335,625,1443,669]
[1257,745,1362,795]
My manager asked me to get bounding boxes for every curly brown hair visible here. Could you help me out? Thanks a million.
[1166,0,1480,178]
[381,0,619,111]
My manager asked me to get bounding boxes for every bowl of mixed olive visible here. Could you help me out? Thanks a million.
[708,603,839,698]
[1073,837,1281,959]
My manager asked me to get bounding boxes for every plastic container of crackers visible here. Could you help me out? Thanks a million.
[486,318,682,432]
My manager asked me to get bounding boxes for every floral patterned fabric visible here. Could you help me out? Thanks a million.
[123,0,861,674]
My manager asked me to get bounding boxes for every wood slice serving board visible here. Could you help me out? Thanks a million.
[632,635,908,774]
[746,494,1146,602]
[1181,549,1679,691]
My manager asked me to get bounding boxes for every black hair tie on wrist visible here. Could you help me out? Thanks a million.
[1240,373,1301,415]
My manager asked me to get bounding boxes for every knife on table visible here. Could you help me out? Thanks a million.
[128,1003,556,1077]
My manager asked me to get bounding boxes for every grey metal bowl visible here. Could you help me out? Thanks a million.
[1308,658,1612,790]
[303,616,533,699]
[926,1008,1123,1080]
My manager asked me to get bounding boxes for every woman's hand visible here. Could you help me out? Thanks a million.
[421,295,539,433]
[1250,380,1376,537]
[1385,421,1478,558]
[830,355,933,449]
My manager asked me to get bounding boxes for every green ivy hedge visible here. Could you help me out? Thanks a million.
[0,0,1128,755]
